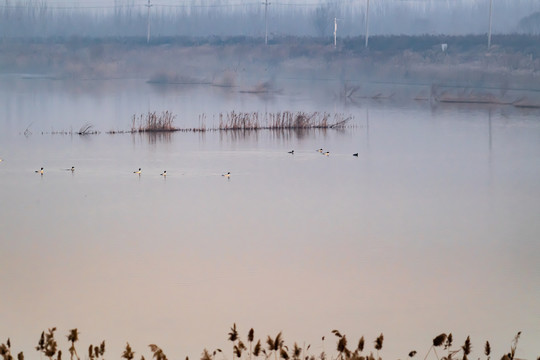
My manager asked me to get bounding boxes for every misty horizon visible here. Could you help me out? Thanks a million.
[0,0,539,39]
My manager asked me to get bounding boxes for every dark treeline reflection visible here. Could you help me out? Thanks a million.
[0,0,539,38]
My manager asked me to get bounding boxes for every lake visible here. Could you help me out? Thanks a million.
[0,76,539,360]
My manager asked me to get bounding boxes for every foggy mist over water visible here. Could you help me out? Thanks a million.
[1,0,540,38]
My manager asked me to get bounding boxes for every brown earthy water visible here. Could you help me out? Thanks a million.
[0,76,539,360]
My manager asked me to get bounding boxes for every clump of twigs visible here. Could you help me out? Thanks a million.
[78,123,98,135]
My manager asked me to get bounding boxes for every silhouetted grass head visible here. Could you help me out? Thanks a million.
[228,324,239,343]
[67,330,79,344]
[357,337,364,353]
[408,351,416,358]
[279,349,289,360]
[509,332,521,360]
[148,345,167,360]
[200,349,212,360]
[337,336,348,354]
[0,343,11,360]
[445,334,453,350]
[35,328,58,359]
[253,341,262,357]
[374,334,384,351]
[248,330,255,343]
[122,343,135,360]
[462,336,471,360]
[293,344,301,359]
[234,346,242,358]
[267,332,283,352]
[433,334,447,347]
[36,333,45,352]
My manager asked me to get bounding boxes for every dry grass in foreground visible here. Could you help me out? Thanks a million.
[0,327,532,360]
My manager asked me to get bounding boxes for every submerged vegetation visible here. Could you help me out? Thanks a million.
[0,328,530,360]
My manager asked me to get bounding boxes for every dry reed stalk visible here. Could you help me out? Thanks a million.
[66,329,79,360]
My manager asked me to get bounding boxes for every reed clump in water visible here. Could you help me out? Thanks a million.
[131,111,177,132]
[217,111,352,131]
[109,111,352,134]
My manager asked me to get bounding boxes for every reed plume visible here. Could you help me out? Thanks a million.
[509,332,521,360]
[234,341,247,359]
[433,335,447,348]
[266,333,283,360]
[484,342,490,360]
[292,344,301,360]
[67,329,80,360]
[461,337,471,360]
[253,341,262,357]
[211,348,222,360]
[122,343,134,360]
[444,335,453,351]
[201,349,212,360]
[337,336,350,360]
[229,324,239,360]
[279,349,289,360]
[357,337,364,353]
[374,334,383,360]
[229,324,239,342]
[0,341,13,360]
[409,351,417,358]
[233,346,244,359]
[36,328,58,360]
[149,345,167,360]
[248,330,255,360]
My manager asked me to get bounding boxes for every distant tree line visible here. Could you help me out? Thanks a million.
[0,0,539,39]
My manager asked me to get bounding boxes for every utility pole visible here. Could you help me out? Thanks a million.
[487,0,493,49]
[334,17,337,48]
[146,0,152,44]
[365,0,370,48]
[334,18,341,49]
[263,0,270,45]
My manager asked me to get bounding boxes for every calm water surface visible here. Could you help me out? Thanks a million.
[0,77,539,360]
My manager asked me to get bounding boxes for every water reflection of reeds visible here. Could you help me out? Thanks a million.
[217,128,335,143]
[145,131,173,144]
